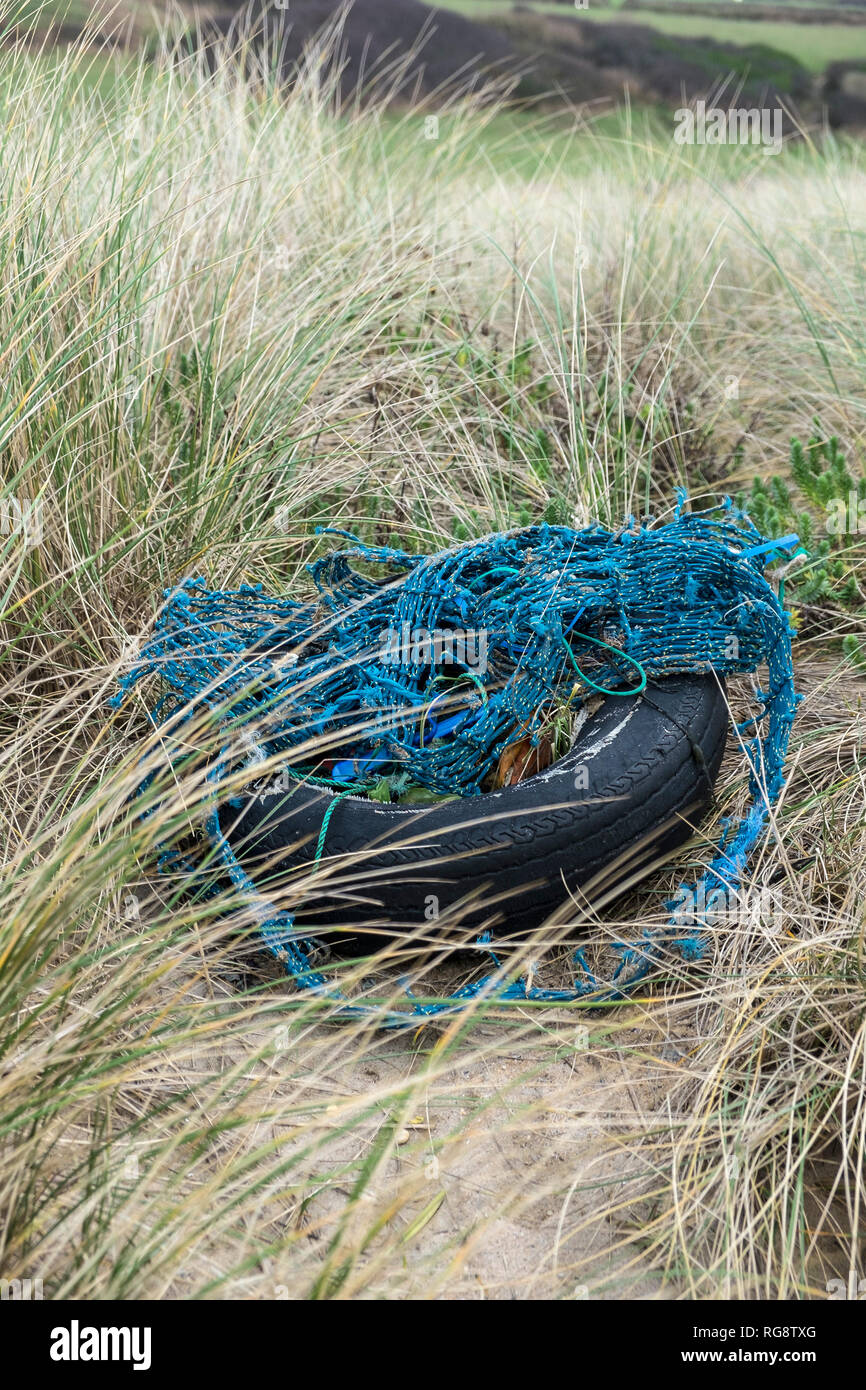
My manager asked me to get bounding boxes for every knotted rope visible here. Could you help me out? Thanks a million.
[113,495,801,1027]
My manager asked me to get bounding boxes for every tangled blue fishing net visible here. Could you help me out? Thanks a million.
[114,495,801,1027]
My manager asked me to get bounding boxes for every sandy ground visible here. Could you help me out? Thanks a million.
[182,982,690,1300]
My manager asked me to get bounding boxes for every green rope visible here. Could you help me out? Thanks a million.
[561,630,648,697]
[313,786,357,868]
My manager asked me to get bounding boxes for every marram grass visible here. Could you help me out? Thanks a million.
[0,17,864,1299]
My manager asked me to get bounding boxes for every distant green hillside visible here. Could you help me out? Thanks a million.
[575,9,866,71]
[1,1,154,30]
[3,0,93,21]
[442,1,866,72]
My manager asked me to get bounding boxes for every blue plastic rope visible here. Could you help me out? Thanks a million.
[113,494,801,1027]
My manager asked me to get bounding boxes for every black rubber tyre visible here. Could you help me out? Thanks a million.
[219,675,728,945]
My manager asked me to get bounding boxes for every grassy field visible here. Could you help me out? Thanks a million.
[5,0,142,27]
[442,0,866,71]
[0,23,864,1302]
[578,8,866,70]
